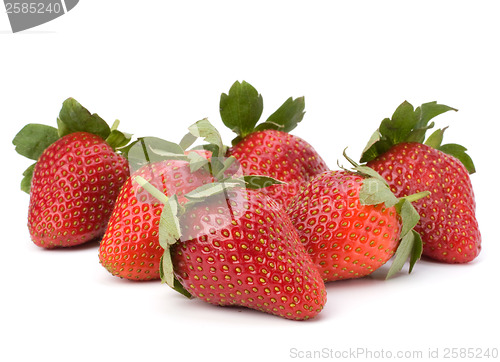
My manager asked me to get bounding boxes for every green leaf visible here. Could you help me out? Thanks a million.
[220,80,263,139]
[116,139,138,160]
[212,156,238,180]
[148,143,186,159]
[230,136,243,147]
[184,180,244,201]
[379,101,419,145]
[440,143,466,153]
[360,130,381,160]
[186,151,210,173]
[105,119,131,151]
[359,178,398,207]
[424,127,447,148]
[173,278,193,299]
[57,98,111,139]
[396,198,420,237]
[179,132,198,151]
[12,124,59,160]
[188,119,225,159]
[405,121,435,143]
[243,175,286,189]
[105,129,132,150]
[438,143,476,174]
[415,101,457,129]
[255,96,305,133]
[386,195,424,279]
[409,230,423,273]
[20,163,36,194]
[386,230,415,279]
[359,131,393,164]
[158,196,181,250]
[127,137,187,172]
[160,249,175,288]
[188,119,230,178]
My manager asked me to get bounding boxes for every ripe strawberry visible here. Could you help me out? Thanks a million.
[99,154,214,281]
[137,178,327,320]
[129,120,326,319]
[98,119,245,281]
[360,101,481,263]
[13,98,131,248]
[288,164,425,281]
[220,81,328,209]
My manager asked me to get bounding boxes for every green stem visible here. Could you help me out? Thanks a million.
[110,119,120,131]
[139,138,151,163]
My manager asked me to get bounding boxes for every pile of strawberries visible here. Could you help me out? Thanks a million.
[13,81,481,321]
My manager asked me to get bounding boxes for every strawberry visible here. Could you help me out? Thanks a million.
[99,142,214,281]
[98,119,245,281]
[360,101,481,263]
[131,119,326,320]
[13,98,131,248]
[288,157,427,281]
[220,81,328,209]
[136,180,327,320]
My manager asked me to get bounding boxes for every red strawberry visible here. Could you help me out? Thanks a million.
[136,177,327,320]
[220,81,328,209]
[288,164,425,281]
[129,120,326,319]
[13,98,131,248]
[98,118,249,281]
[99,145,214,281]
[360,101,481,263]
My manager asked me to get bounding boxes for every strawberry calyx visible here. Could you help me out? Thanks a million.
[343,150,430,279]
[12,98,132,193]
[220,80,305,145]
[132,118,284,296]
[359,101,476,174]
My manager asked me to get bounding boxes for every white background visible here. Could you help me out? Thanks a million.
[1,1,499,361]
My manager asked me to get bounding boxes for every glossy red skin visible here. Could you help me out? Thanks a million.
[28,132,129,248]
[367,143,481,263]
[288,171,401,281]
[99,160,214,281]
[172,188,327,320]
[227,130,328,210]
